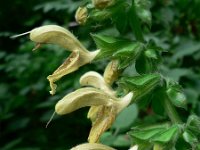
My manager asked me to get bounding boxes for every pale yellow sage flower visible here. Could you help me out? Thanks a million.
[29,25,100,95]
[129,145,138,150]
[71,143,116,150]
[55,71,133,143]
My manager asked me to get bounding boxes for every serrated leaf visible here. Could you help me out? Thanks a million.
[119,74,160,101]
[112,42,141,57]
[135,51,159,74]
[113,42,142,69]
[120,74,160,89]
[92,34,143,68]
[166,87,187,109]
[130,124,179,144]
[130,123,169,140]
[151,125,179,143]
[131,127,165,140]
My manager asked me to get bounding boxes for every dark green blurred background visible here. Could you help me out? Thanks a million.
[0,0,200,149]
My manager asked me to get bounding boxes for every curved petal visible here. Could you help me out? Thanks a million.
[71,143,116,150]
[80,71,115,96]
[47,50,99,95]
[88,92,133,143]
[117,92,134,113]
[55,87,117,115]
[88,105,117,143]
[30,25,88,53]
[47,50,79,95]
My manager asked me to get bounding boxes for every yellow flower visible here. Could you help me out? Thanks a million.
[71,143,116,150]
[55,71,133,143]
[29,25,99,95]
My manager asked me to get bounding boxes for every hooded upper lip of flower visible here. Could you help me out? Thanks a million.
[55,71,133,143]
[70,142,116,150]
[29,25,100,95]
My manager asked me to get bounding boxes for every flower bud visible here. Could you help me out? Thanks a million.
[75,7,88,25]
[92,0,115,9]
[103,59,120,85]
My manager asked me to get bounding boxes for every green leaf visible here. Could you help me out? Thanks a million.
[119,74,161,101]
[112,135,131,147]
[130,124,169,141]
[100,132,131,147]
[128,0,144,41]
[151,125,180,143]
[92,34,143,68]
[113,3,128,33]
[100,132,116,146]
[135,51,159,74]
[166,86,187,109]
[1,138,22,150]
[131,127,165,140]
[120,74,160,90]
[183,130,198,144]
[171,40,200,62]
[130,124,180,144]
[112,42,141,57]
[112,103,138,131]
[134,0,152,28]
[92,34,133,59]
[113,42,143,69]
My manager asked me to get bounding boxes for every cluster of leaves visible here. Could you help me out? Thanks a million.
[75,0,200,149]
[0,0,200,150]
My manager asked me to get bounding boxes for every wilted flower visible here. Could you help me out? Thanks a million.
[55,71,133,143]
[29,25,100,95]
[103,59,120,85]
[75,7,88,25]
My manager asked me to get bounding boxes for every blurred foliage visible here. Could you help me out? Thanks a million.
[0,0,200,149]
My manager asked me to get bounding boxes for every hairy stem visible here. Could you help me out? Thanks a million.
[163,97,182,124]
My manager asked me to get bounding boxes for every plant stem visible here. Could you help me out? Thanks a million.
[129,0,144,42]
[163,97,182,124]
